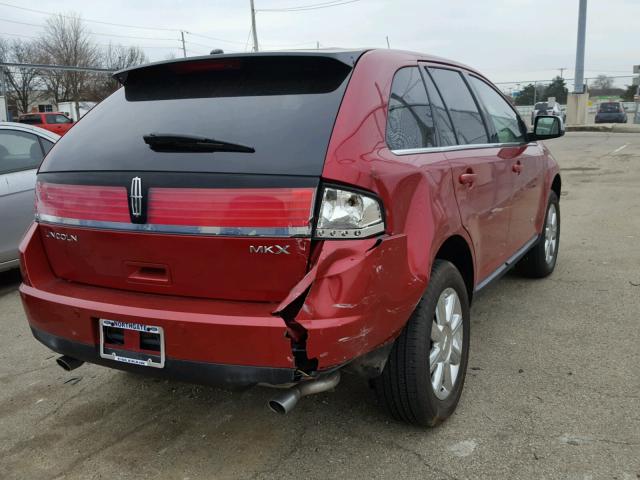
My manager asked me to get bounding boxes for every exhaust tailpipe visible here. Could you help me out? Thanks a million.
[56,355,84,371]
[269,371,340,415]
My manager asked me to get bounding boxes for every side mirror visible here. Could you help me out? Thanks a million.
[529,115,564,141]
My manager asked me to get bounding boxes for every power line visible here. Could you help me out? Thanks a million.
[0,31,182,50]
[0,17,179,41]
[0,0,179,32]
[258,0,362,12]
[184,32,249,46]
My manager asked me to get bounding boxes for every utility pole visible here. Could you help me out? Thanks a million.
[250,0,259,52]
[385,36,390,49]
[0,67,8,121]
[180,31,187,58]
[573,0,587,93]
[559,67,566,79]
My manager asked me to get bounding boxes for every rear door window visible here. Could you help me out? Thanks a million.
[428,68,488,145]
[386,67,435,150]
[0,130,44,174]
[422,69,457,146]
[469,76,525,144]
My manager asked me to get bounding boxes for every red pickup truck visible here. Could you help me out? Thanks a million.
[18,112,74,136]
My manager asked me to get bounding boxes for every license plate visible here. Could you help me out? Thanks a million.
[99,319,165,368]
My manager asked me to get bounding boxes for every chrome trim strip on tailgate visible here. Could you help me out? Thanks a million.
[37,214,311,237]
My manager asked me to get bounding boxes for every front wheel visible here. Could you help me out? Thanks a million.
[517,191,560,278]
[373,260,470,427]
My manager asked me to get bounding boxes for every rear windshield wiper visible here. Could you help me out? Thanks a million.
[143,133,255,153]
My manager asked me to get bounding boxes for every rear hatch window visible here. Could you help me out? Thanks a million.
[19,114,42,125]
[40,55,354,176]
[599,103,621,113]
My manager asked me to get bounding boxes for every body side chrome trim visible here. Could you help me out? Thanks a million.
[474,235,539,292]
[37,214,311,237]
[391,142,534,156]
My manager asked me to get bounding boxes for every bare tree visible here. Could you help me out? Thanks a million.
[87,43,147,101]
[0,39,46,115]
[592,74,613,90]
[37,13,99,118]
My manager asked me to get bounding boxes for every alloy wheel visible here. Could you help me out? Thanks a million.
[544,203,558,265]
[430,288,463,400]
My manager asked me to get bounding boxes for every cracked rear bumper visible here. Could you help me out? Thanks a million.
[20,224,422,383]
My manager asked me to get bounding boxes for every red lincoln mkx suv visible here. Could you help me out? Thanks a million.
[19,49,563,427]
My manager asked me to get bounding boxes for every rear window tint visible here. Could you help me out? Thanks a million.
[428,68,488,145]
[19,115,42,125]
[599,103,621,112]
[41,56,354,176]
[386,67,435,150]
[422,69,457,146]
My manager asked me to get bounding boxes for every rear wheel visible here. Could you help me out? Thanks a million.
[373,260,470,427]
[517,191,560,278]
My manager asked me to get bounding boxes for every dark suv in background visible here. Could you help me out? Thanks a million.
[595,102,628,123]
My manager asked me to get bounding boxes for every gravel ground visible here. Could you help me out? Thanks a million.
[1,132,639,480]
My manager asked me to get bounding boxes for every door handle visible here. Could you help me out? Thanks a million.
[512,161,523,174]
[459,171,477,186]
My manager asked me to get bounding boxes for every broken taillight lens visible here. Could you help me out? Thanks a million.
[315,187,385,239]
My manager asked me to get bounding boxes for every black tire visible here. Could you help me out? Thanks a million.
[517,191,560,278]
[373,260,470,427]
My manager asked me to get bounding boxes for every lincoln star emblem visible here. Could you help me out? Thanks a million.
[130,177,142,218]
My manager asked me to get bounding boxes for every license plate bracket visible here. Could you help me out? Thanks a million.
[99,319,165,368]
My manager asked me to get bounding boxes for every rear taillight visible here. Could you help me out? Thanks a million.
[315,187,385,239]
[34,181,384,239]
[36,182,129,223]
[147,187,314,228]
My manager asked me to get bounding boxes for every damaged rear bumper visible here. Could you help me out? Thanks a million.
[20,224,424,384]
[31,326,295,386]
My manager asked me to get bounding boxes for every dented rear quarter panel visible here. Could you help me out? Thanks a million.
[303,50,475,369]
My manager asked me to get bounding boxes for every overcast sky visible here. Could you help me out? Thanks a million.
[1,0,637,89]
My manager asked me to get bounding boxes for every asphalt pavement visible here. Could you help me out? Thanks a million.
[1,132,639,479]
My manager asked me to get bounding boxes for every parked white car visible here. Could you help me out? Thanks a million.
[0,122,59,272]
[531,101,566,125]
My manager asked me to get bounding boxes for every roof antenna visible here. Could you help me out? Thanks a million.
[386,36,390,49]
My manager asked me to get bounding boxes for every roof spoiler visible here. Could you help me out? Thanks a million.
[113,50,366,86]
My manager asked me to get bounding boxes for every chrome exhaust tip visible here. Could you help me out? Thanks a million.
[268,371,340,415]
[269,389,302,415]
[56,355,84,372]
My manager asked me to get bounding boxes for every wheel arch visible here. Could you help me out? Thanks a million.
[433,235,475,304]
[551,174,561,199]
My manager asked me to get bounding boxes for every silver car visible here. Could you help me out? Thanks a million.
[531,101,566,125]
[0,123,59,272]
